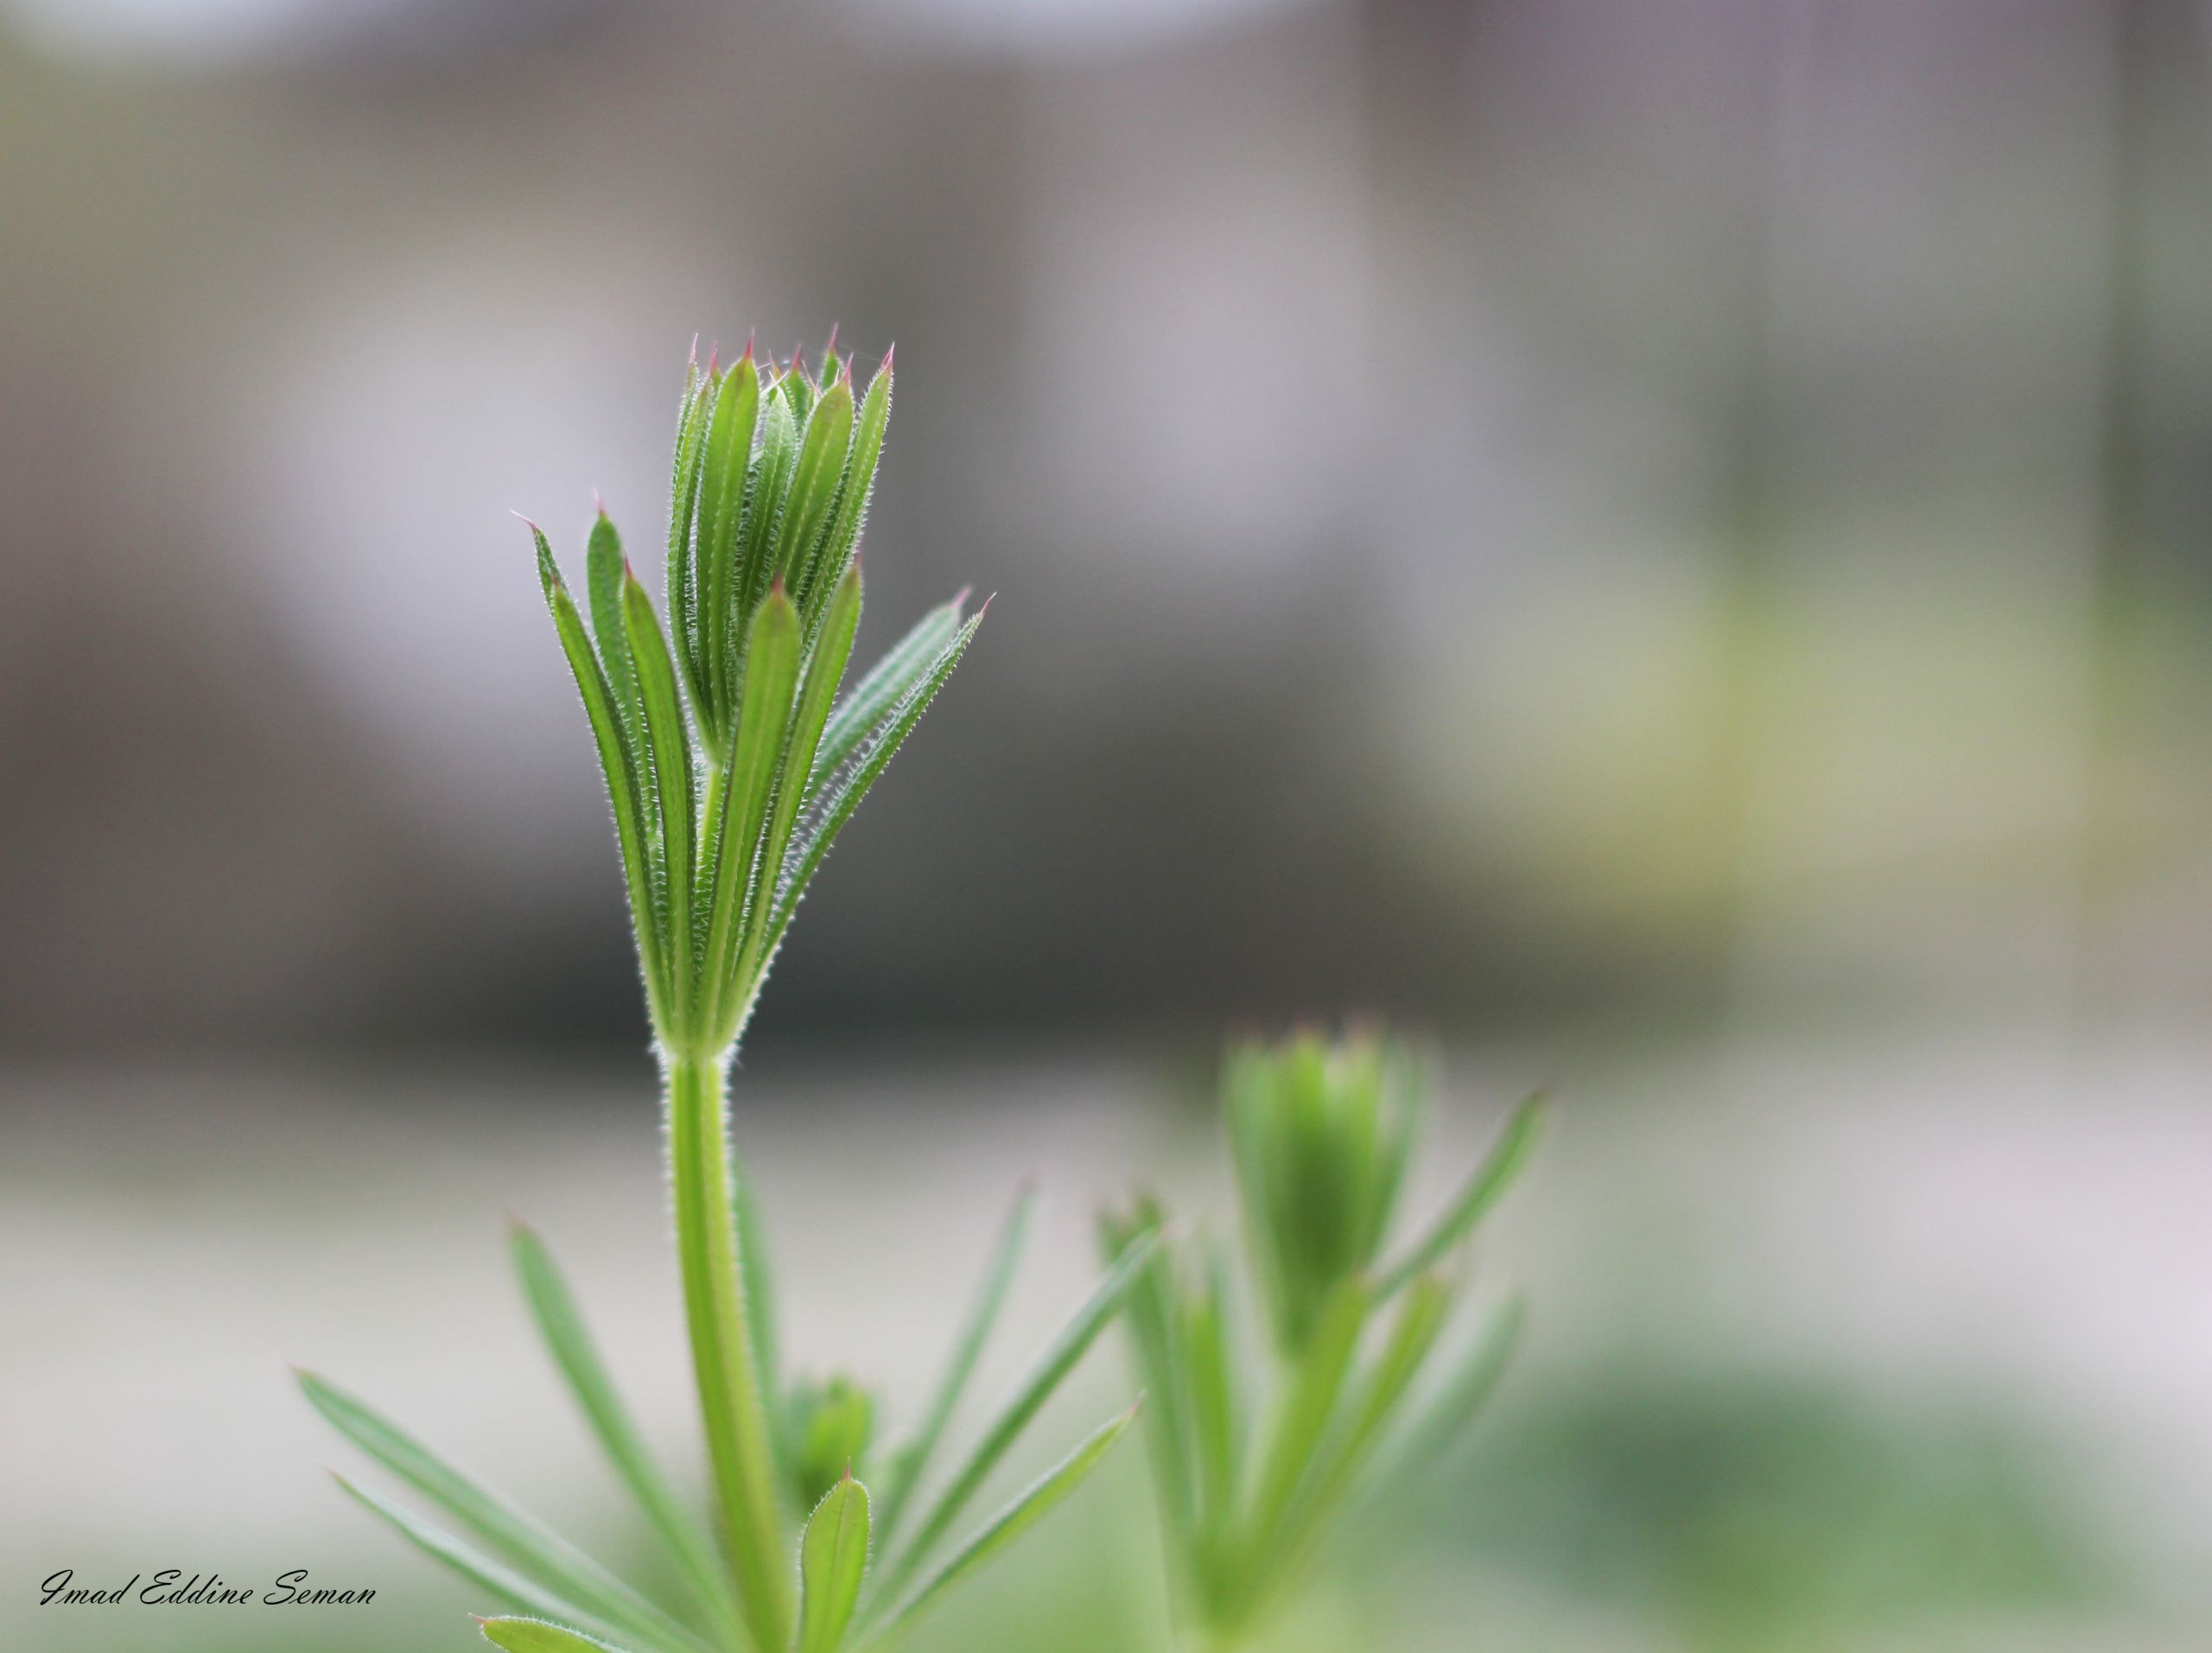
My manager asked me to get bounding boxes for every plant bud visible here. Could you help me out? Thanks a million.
[786,1374,876,1511]
[1226,1031,1421,1353]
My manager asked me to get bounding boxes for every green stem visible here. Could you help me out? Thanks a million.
[667,1047,791,1651]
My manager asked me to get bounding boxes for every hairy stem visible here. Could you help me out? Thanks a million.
[667,1047,790,1651]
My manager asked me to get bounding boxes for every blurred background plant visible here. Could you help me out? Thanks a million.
[5,0,2212,1650]
[1103,1033,1536,1650]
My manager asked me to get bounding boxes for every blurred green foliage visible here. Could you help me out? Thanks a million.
[1408,1363,2123,1647]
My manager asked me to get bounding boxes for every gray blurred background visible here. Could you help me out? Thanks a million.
[4,1,2211,1650]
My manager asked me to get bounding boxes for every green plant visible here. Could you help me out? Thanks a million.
[1102,1032,1541,1652]
[297,334,1148,1653]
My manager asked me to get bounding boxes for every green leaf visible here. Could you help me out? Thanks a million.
[1240,1274,1369,1571]
[585,513,641,747]
[1098,1201,1197,1554]
[507,1224,742,1646]
[876,1184,1035,1542]
[698,585,798,1037]
[1183,1242,1241,1526]
[800,357,892,620]
[734,385,798,640]
[536,529,665,1029]
[478,1617,636,1653]
[813,596,963,785]
[330,1474,700,1653]
[788,1375,876,1512]
[868,1405,1141,1648]
[1258,1275,1452,1604]
[730,562,862,1010]
[778,354,817,423]
[623,572,697,1021]
[883,1228,1157,1594]
[766,608,984,957]
[798,1476,871,1653]
[1374,1090,1545,1299]
[1333,1275,1452,1485]
[302,1375,705,1653]
[1379,1293,1524,1486]
[777,372,854,595]
[730,1152,784,1475]
[695,357,762,741]
[665,361,713,709]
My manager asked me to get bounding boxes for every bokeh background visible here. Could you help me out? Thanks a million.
[4,0,2210,1649]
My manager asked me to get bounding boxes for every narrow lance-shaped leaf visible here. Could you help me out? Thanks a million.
[1183,1241,1242,1527]
[694,354,760,742]
[534,530,665,1029]
[813,594,963,786]
[1374,1090,1545,1299]
[665,361,713,709]
[728,562,861,1022]
[776,371,854,596]
[867,1405,1141,1650]
[799,354,892,620]
[797,1475,870,1653]
[622,573,697,1024]
[507,1224,742,1645]
[876,1184,1036,1542]
[1255,1274,1453,1605]
[1375,1293,1524,1491]
[729,1153,784,1471]
[1240,1274,1370,1571]
[1100,1205,1198,1554]
[331,1474,703,1653]
[477,1617,637,1653]
[301,1374,706,1653]
[1325,1275,1452,1497]
[779,351,817,422]
[883,1228,1157,1595]
[698,584,798,1033]
[586,513,641,746]
[766,608,984,956]
[1224,1050,1286,1347]
[733,385,798,649]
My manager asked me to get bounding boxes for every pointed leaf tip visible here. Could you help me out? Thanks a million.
[823,321,840,355]
[881,343,895,372]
